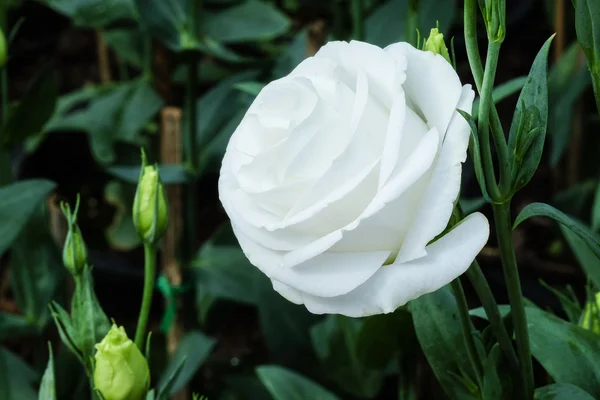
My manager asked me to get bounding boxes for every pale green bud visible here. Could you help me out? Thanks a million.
[0,28,6,68]
[580,292,600,335]
[132,150,168,244]
[93,324,150,400]
[424,28,451,63]
[61,197,87,275]
[481,0,506,43]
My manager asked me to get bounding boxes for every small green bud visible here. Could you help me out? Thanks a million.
[0,28,6,68]
[94,324,150,400]
[481,0,506,43]
[132,149,168,244]
[580,292,600,335]
[61,196,88,275]
[424,28,451,63]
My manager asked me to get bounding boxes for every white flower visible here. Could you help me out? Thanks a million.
[218,40,490,317]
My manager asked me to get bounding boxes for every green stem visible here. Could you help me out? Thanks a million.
[450,278,484,389]
[463,0,511,197]
[466,261,520,384]
[351,0,364,41]
[406,1,418,47]
[134,243,157,350]
[492,202,533,400]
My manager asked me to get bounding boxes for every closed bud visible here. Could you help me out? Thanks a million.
[132,149,168,244]
[94,324,150,400]
[60,197,87,275]
[481,0,506,43]
[580,292,600,335]
[424,28,451,63]
[0,28,6,68]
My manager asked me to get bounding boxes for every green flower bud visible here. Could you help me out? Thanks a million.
[132,149,168,244]
[0,28,6,68]
[60,196,88,275]
[580,292,600,335]
[94,324,150,400]
[481,0,506,43]
[424,28,451,63]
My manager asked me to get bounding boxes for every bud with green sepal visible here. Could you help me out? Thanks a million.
[480,0,506,43]
[94,324,150,400]
[132,149,168,245]
[60,195,88,275]
[424,27,451,64]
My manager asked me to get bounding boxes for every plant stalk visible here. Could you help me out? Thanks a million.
[0,5,7,126]
[450,278,484,389]
[134,243,157,350]
[492,202,533,399]
[464,0,511,196]
[466,261,520,382]
[351,0,365,41]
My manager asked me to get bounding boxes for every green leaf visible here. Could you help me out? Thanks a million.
[49,302,84,364]
[410,286,480,400]
[103,180,141,251]
[482,344,512,400]
[234,82,265,96]
[40,0,138,28]
[157,331,216,397]
[472,76,528,118]
[39,343,57,400]
[508,35,554,193]
[355,309,414,369]
[0,312,37,341]
[134,0,196,51]
[204,0,291,44]
[534,383,595,399]
[1,67,58,146]
[0,179,56,257]
[457,110,491,202]
[0,346,39,400]
[256,365,339,400]
[71,266,111,375]
[514,203,600,267]
[310,316,384,398]
[575,0,600,65]
[525,307,600,397]
[365,0,408,48]
[10,202,64,327]
[548,43,591,165]
[561,225,600,290]
[104,28,144,69]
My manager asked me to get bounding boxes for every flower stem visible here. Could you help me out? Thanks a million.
[466,261,520,384]
[463,0,511,196]
[406,1,418,47]
[590,63,600,117]
[134,243,157,350]
[351,0,365,41]
[492,202,533,400]
[450,278,483,389]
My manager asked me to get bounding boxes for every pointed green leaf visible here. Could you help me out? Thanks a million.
[410,286,480,400]
[49,302,84,364]
[0,179,56,256]
[458,110,491,202]
[157,331,216,397]
[256,365,339,400]
[508,35,554,193]
[560,225,600,289]
[535,383,595,399]
[38,343,57,400]
[514,203,600,271]
[482,344,513,400]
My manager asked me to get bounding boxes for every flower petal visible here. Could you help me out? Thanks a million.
[231,221,391,297]
[395,85,475,263]
[296,212,490,317]
[385,42,462,136]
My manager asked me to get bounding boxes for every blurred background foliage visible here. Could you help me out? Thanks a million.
[0,0,599,399]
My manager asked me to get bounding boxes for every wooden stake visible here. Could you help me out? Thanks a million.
[160,107,187,400]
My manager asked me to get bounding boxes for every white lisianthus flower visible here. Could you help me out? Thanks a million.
[218,40,490,317]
